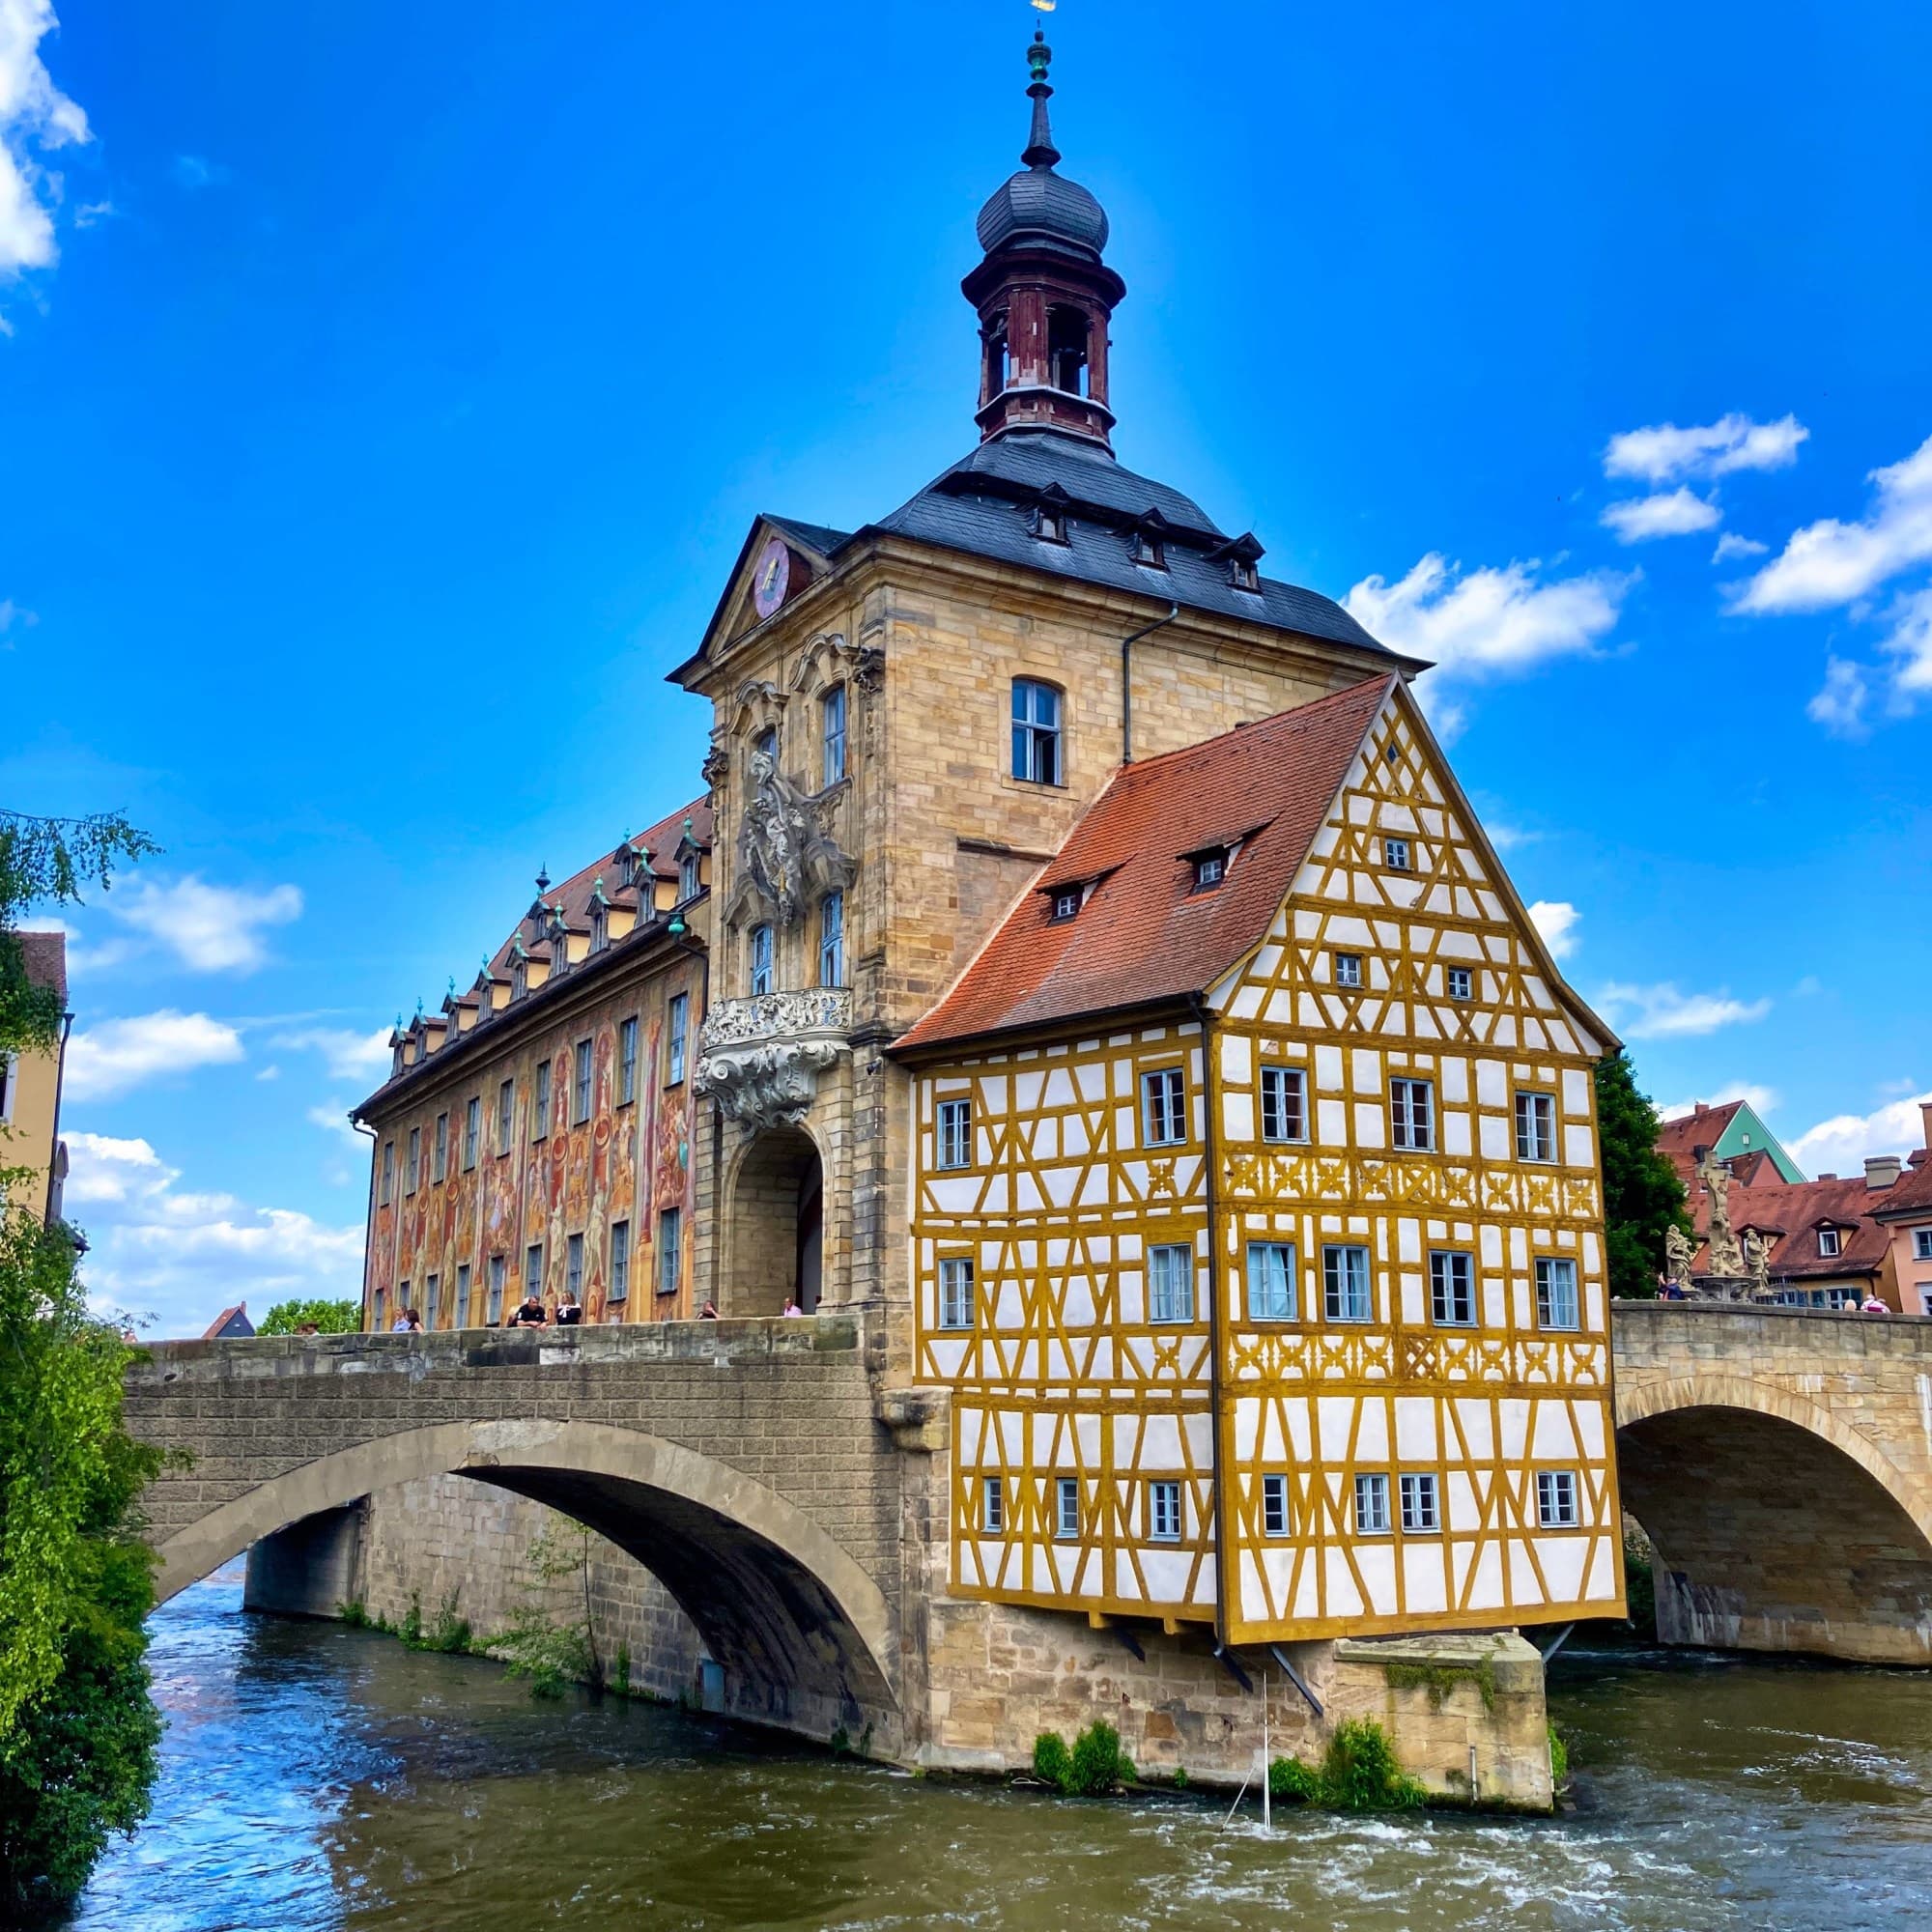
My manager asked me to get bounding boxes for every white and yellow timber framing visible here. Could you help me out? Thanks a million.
[903,678,1628,1644]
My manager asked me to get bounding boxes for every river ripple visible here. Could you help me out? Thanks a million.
[73,1569,1932,1931]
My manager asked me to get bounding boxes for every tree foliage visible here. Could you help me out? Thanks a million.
[256,1297,361,1335]
[0,1212,163,1916]
[0,809,158,1055]
[1594,1051,1691,1300]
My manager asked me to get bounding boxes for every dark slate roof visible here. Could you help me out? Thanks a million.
[978,163,1110,255]
[766,515,852,556]
[856,431,1401,660]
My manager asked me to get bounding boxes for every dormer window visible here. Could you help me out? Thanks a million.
[1210,531,1265,592]
[1817,1226,1842,1258]
[589,905,608,953]
[679,851,700,902]
[1130,513,1168,570]
[1192,851,1226,892]
[1033,483,1070,546]
[1049,886,1082,923]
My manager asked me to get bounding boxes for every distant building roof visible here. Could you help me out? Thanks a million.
[203,1303,253,1340]
[1657,1095,1805,1185]
[1693,1173,1889,1283]
[895,677,1397,1052]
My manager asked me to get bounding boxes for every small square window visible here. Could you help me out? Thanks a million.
[1192,851,1225,891]
[1142,1066,1187,1147]
[1384,838,1410,871]
[1335,952,1363,989]
[1260,1065,1307,1143]
[1354,1472,1391,1535]
[1148,1479,1181,1543]
[1056,1477,1080,1540]
[1816,1226,1841,1258]
[939,1256,974,1329]
[937,1098,973,1171]
[1537,1469,1580,1528]
[1050,886,1081,922]
[1262,1473,1291,1538]
[1447,966,1473,1001]
[982,1476,1006,1535]
[1400,1472,1439,1534]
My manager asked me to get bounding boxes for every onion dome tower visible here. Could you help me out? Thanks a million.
[964,30,1126,450]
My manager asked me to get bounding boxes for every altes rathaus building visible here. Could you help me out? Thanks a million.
[352,32,1624,1792]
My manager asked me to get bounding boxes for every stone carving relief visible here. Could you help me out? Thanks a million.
[694,991,854,1131]
[1696,1147,1745,1279]
[1743,1230,1772,1296]
[1663,1224,1697,1289]
[787,631,885,698]
[726,752,855,929]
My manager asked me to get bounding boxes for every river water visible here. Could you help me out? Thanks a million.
[74,1567,1932,1931]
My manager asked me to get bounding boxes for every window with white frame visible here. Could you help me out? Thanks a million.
[936,1097,972,1170]
[1390,1077,1435,1151]
[1430,1250,1475,1326]
[1536,1256,1579,1330]
[573,1038,593,1124]
[1011,678,1063,785]
[1260,1065,1307,1143]
[1323,1244,1373,1322]
[667,994,689,1086]
[1056,1477,1080,1540]
[938,1256,974,1329]
[407,1126,420,1192]
[1262,1473,1291,1538]
[497,1079,514,1154]
[454,1263,470,1329]
[1384,837,1410,871]
[1334,952,1364,989]
[1447,966,1473,1001]
[822,685,847,786]
[433,1112,448,1181]
[1354,1472,1391,1535]
[1141,1066,1186,1146]
[533,1062,551,1140]
[1246,1241,1297,1321]
[1515,1092,1556,1163]
[463,1095,480,1171]
[1537,1469,1580,1527]
[818,892,844,987]
[1916,1229,1932,1263]
[1192,850,1226,891]
[610,1220,630,1303]
[619,1016,639,1104]
[751,923,774,997]
[1400,1472,1439,1534]
[1049,885,1081,922]
[1816,1226,1841,1258]
[487,1254,505,1323]
[1149,1243,1195,1323]
[658,1208,681,1296]
[982,1476,1005,1535]
[1148,1480,1181,1543]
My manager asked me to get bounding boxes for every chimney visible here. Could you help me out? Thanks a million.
[1817,1173,1836,1182]
[1921,1099,1932,1153]
[1864,1154,1903,1190]
[1692,1101,1708,1117]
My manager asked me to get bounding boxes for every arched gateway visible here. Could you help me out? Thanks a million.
[126,1321,908,1748]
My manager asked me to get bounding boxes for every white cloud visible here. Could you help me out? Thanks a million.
[1789,1089,1932,1181]
[171,153,224,189]
[1656,1082,1781,1123]
[1806,656,1869,737]
[1344,554,1633,682]
[256,1063,280,1081]
[110,873,303,973]
[1595,981,1773,1039]
[1601,488,1721,544]
[1732,433,1932,614]
[1527,900,1580,960]
[1712,532,1768,562]
[273,1025,390,1083]
[1486,823,1542,854]
[1881,584,1932,699]
[306,1101,362,1147]
[0,0,89,282]
[1605,412,1808,485]
[64,1009,244,1099]
[63,1131,363,1338]
[0,594,37,635]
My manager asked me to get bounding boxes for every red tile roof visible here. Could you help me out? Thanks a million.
[1691,1173,1891,1281]
[1656,1099,1744,1185]
[894,677,1396,1053]
[202,1302,253,1339]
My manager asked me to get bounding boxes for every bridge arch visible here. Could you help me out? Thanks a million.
[154,1417,898,1732]
[1614,1372,1932,1665]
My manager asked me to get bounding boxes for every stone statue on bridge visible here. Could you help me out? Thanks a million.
[1695,1147,1746,1280]
[1663,1224,1697,1293]
[1743,1230,1772,1298]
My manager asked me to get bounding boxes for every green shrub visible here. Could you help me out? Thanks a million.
[1172,1766,1188,1790]
[337,1600,370,1629]
[1268,1719,1425,1811]
[1548,1721,1570,1785]
[1068,1719,1132,1794]
[1033,1730,1072,1789]
[613,1645,632,1698]
[399,1592,425,1648]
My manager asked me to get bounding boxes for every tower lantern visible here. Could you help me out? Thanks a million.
[963,30,1125,450]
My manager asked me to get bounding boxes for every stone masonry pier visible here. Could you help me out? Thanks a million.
[1613,1301,1932,1664]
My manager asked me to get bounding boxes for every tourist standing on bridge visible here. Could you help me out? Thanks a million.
[554,1287,582,1326]
[505,1293,548,1327]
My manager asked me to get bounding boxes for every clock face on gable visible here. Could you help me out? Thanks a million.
[752,536,793,621]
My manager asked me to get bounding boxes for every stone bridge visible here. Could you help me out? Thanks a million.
[1613,1301,1932,1664]
[123,1316,938,1753]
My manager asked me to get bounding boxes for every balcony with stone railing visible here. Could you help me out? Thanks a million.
[694,989,854,1131]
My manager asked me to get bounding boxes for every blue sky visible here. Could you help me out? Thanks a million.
[3,1,1927,1335]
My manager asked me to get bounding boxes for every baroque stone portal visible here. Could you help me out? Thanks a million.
[695,990,852,1130]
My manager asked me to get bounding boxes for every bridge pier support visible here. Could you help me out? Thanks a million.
[243,1503,366,1619]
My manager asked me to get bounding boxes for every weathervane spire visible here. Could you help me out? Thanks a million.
[1022,27,1060,169]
